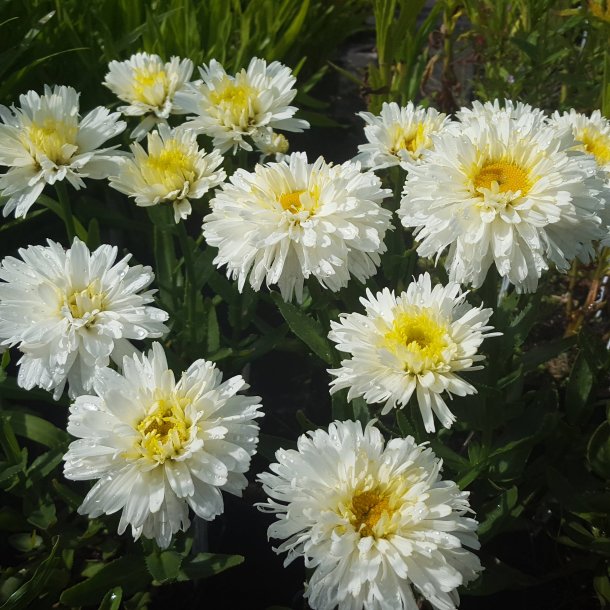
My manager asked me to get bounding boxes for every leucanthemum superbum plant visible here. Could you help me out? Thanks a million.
[1,34,609,608]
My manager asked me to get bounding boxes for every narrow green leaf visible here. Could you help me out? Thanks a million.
[98,587,123,610]
[2,411,69,449]
[177,553,244,581]
[271,292,333,364]
[588,421,610,480]
[566,350,595,425]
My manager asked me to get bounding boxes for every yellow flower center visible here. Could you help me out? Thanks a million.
[384,311,448,365]
[132,67,169,105]
[350,489,392,538]
[579,127,610,166]
[473,160,532,195]
[65,281,106,322]
[142,141,197,192]
[391,122,428,157]
[210,81,257,126]
[26,119,78,164]
[137,395,191,464]
[589,0,610,22]
[278,186,320,216]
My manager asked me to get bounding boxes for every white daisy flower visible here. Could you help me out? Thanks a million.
[549,109,610,177]
[355,101,450,170]
[0,85,125,218]
[455,98,547,126]
[399,104,608,292]
[328,274,496,432]
[109,124,226,222]
[203,152,392,302]
[258,420,482,610]
[251,127,290,162]
[63,342,262,549]
[0,238,168,400]
[103,52,193,140]
[175,57,309,153]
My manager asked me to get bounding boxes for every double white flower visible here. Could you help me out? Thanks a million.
[0,238,168,399]
[203,152,392,302]
[0,85,125,218]
[259,420,482,610]
[175,57,308,153]
[64,342,263,548]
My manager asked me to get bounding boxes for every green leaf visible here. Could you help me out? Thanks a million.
[1,411,68,449]
[271,292,333,364]
[566,349,595,425]
[0,536,61,610]
[478,486,519,541]
[177,553,244,581]
[98,587,123,610]
[60,556,150,607]
[145,550,183,583]
[588,421,610,480]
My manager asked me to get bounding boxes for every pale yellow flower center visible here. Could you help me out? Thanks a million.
[65,281,106,321]
[26,119,78,164]
[132,67,169,105]
[278,186,320,216]
[210,81,257,125]
[384,311,448,365]
[350,489,393,538]
[473,160,532,195]
[391,122,428,157]
[578,127,610,166]
[142,140,197,192]
[137,395,191,464]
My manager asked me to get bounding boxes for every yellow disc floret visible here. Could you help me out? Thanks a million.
[132,67,169,105]
[384,311,448,368]
[26,118,78,165]
[65,281,106,322]
[473,160,532,195]
[391,122,429,158]
[210,79,257,127]
[142,140,197,192]
[350,488,392,538]
[137,393,191,463]
[579,127,610,167]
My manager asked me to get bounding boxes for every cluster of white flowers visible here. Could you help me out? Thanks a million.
[4,42,610,607]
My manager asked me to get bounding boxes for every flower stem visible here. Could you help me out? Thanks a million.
[176,220,197,340]
[55,182,76,243]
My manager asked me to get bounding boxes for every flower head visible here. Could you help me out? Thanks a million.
[0,238,168,399]
[109,124,226,222]
[175,57,309,153]
[0,85,125,218]
[63,342,262,548]
[399,101,608,291]
[549,109,610,178]
[203,152,392,302]
[104,52,193,140]
[328,274,496,432]
[258,420,482,610]
[252,127,290,162]
[355,101,449,170]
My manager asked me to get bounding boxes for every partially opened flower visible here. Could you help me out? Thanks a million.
[203,152,392,302]
[175,57,309,153]
[104,52,193,140]
[328,273,496,432]
[258,420,482,610]
[455,98,547,126]
[63,342,262,548]
[0,238,168,399]
[0,85,125,218]
[355,101,449,170]
[400,102,607,291]
[549,109,610,178]
[109,124,225,222]
[252,127,290,162]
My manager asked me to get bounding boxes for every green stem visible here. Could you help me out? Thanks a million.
[55,182,76,243]
[176,221,197,340]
